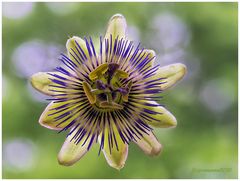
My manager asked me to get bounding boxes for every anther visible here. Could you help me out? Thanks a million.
[82,81,96,104]
[89,63,108,80]
[115,69,129,78]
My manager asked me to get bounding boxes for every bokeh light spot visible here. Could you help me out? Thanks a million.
[151,12,190,51]
[3,139,37,172]
[150,12,191,66]
[3,2,34,20]
[45,2,79,16]
[199,79,235,113]
[12,40,64,78]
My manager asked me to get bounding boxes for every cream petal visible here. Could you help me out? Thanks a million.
[66,36,96,70]
[58,128,93,166]
[134,131,162,156]
[131,100,177,128]
[104,14,127,41]
[30,72,55,96]
[39,102,61,130]
[66,36,87,58]
[99,125,128,170]
[102,14,127,64]
[39,101,80,130]
[154,63,187,90]
[101,140,128,170]
[31,71,79,96]
[146,101,177,128]
[143,49,156,68]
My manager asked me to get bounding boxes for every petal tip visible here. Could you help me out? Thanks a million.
[66,36,83,48]
[66,36,76,47]
[57,144,78,167]
[37,102,63,131]
[145,102,178,128]
[58,132,90,167]
[179,63,187,76]
[105,14,127,39]
[172,120,177,128]
[38,118,61,131]
[175,63,187,80]
[105,156,126,170]
[111,162,125,170]
[30,72,52,95]
[57,155,74,166]
[156,63,187,90]
[148,50,156,56]
[110,13,125,21]
[150,143,163,156]
[102,143,128,171]
[30,72,42,89]
[168,114,177,128]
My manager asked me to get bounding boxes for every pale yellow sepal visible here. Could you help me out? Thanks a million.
[30,72,55,96]
[99,124,128,170]
[142,49,156,68]
[146,101,177,128]
[134,131,162,156]
[31,71,78,96]
[104,14,127,41]
[39,101,77,130]
[154,63,186,90]
[58,128,92,166]
[66,36,89,63]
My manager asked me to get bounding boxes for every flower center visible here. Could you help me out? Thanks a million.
[83,63,132,111]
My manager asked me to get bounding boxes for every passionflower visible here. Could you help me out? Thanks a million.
[30,14,186,170]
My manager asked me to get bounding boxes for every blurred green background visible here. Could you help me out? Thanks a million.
[2,2,238,179]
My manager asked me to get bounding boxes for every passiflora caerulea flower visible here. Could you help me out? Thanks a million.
[31,14,186,170]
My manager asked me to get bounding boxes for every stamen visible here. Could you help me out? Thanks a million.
[82,82,96,104]
[115,69,129,79]
[89,63,108,80]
